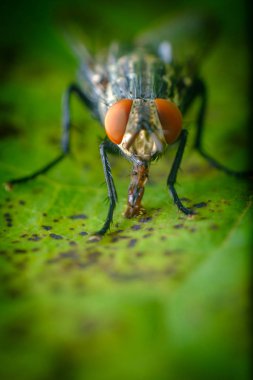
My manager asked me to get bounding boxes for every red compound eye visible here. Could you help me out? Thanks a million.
[155,99,182,144]
[104,99,133,144]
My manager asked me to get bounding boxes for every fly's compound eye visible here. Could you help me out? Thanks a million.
[104,99,133,144]
[155,99,182,144]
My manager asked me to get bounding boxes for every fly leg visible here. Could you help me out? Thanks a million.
[191,79,252,178]
[92,140,118,238]
[4,83,92,190]
[90,139,145,240]
[167,129,194,215]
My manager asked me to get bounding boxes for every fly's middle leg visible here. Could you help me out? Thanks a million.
[4,83,91,190]
[91,140,118,238]
[167,129,194,215]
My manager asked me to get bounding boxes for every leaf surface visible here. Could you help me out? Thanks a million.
[0,2,251,379]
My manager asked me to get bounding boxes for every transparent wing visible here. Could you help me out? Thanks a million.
[135,10,220,67]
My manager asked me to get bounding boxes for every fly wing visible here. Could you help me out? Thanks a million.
[62,26,111,121]
[135,10,220,68]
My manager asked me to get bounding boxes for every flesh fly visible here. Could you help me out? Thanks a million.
[5,12,252,238]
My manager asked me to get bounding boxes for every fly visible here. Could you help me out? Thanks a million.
[4,12,252,239]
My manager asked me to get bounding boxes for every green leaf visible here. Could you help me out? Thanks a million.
[0,2,251,380]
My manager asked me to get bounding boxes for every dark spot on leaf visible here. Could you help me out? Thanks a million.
[209,224,219,230]
[4,319,31,342]
[153,207,162,215]
[28,235,41,241]
[180,197,191,202]
[77,251,101,268]
[109,271,144,281]
[7,223,13,227]
[111,234,129,243]
[160,236,167,240]
[20,234,28,238]
[173,224,184,229]
[0,120,22,139]
[49,233,63,240]
[131,224,141,231]
[6,287,23,298]
[48,134,60,146]
[88,251,101,262]
[164,249,182,256]
[69,227,75,230]
[147,227,154,231]
[143,233,151,238]
[53,219,59,223]
[19,200,26,205]
[78,319,99,334]
[128,239,137,248]
[43,213,47,217]
[32,248,39,252]
[193,202,208,208]
[14,249,27,254]
[136,252,143,257]
[79,231,88,236]
[164,266,177,276]
[69,241,77,246]
[69,214,88,220]
[139,216,152,223]
[78,262,90,269]
[60,250,79,259]
[47,258,60,264]
[42,225,52,231]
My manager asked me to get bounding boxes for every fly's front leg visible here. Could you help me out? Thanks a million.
[92,140,118,238]
[192,79,252,178]
[4,83,91,190]
[167,129,194,215]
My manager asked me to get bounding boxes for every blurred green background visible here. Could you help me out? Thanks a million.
[0,0,252,379]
